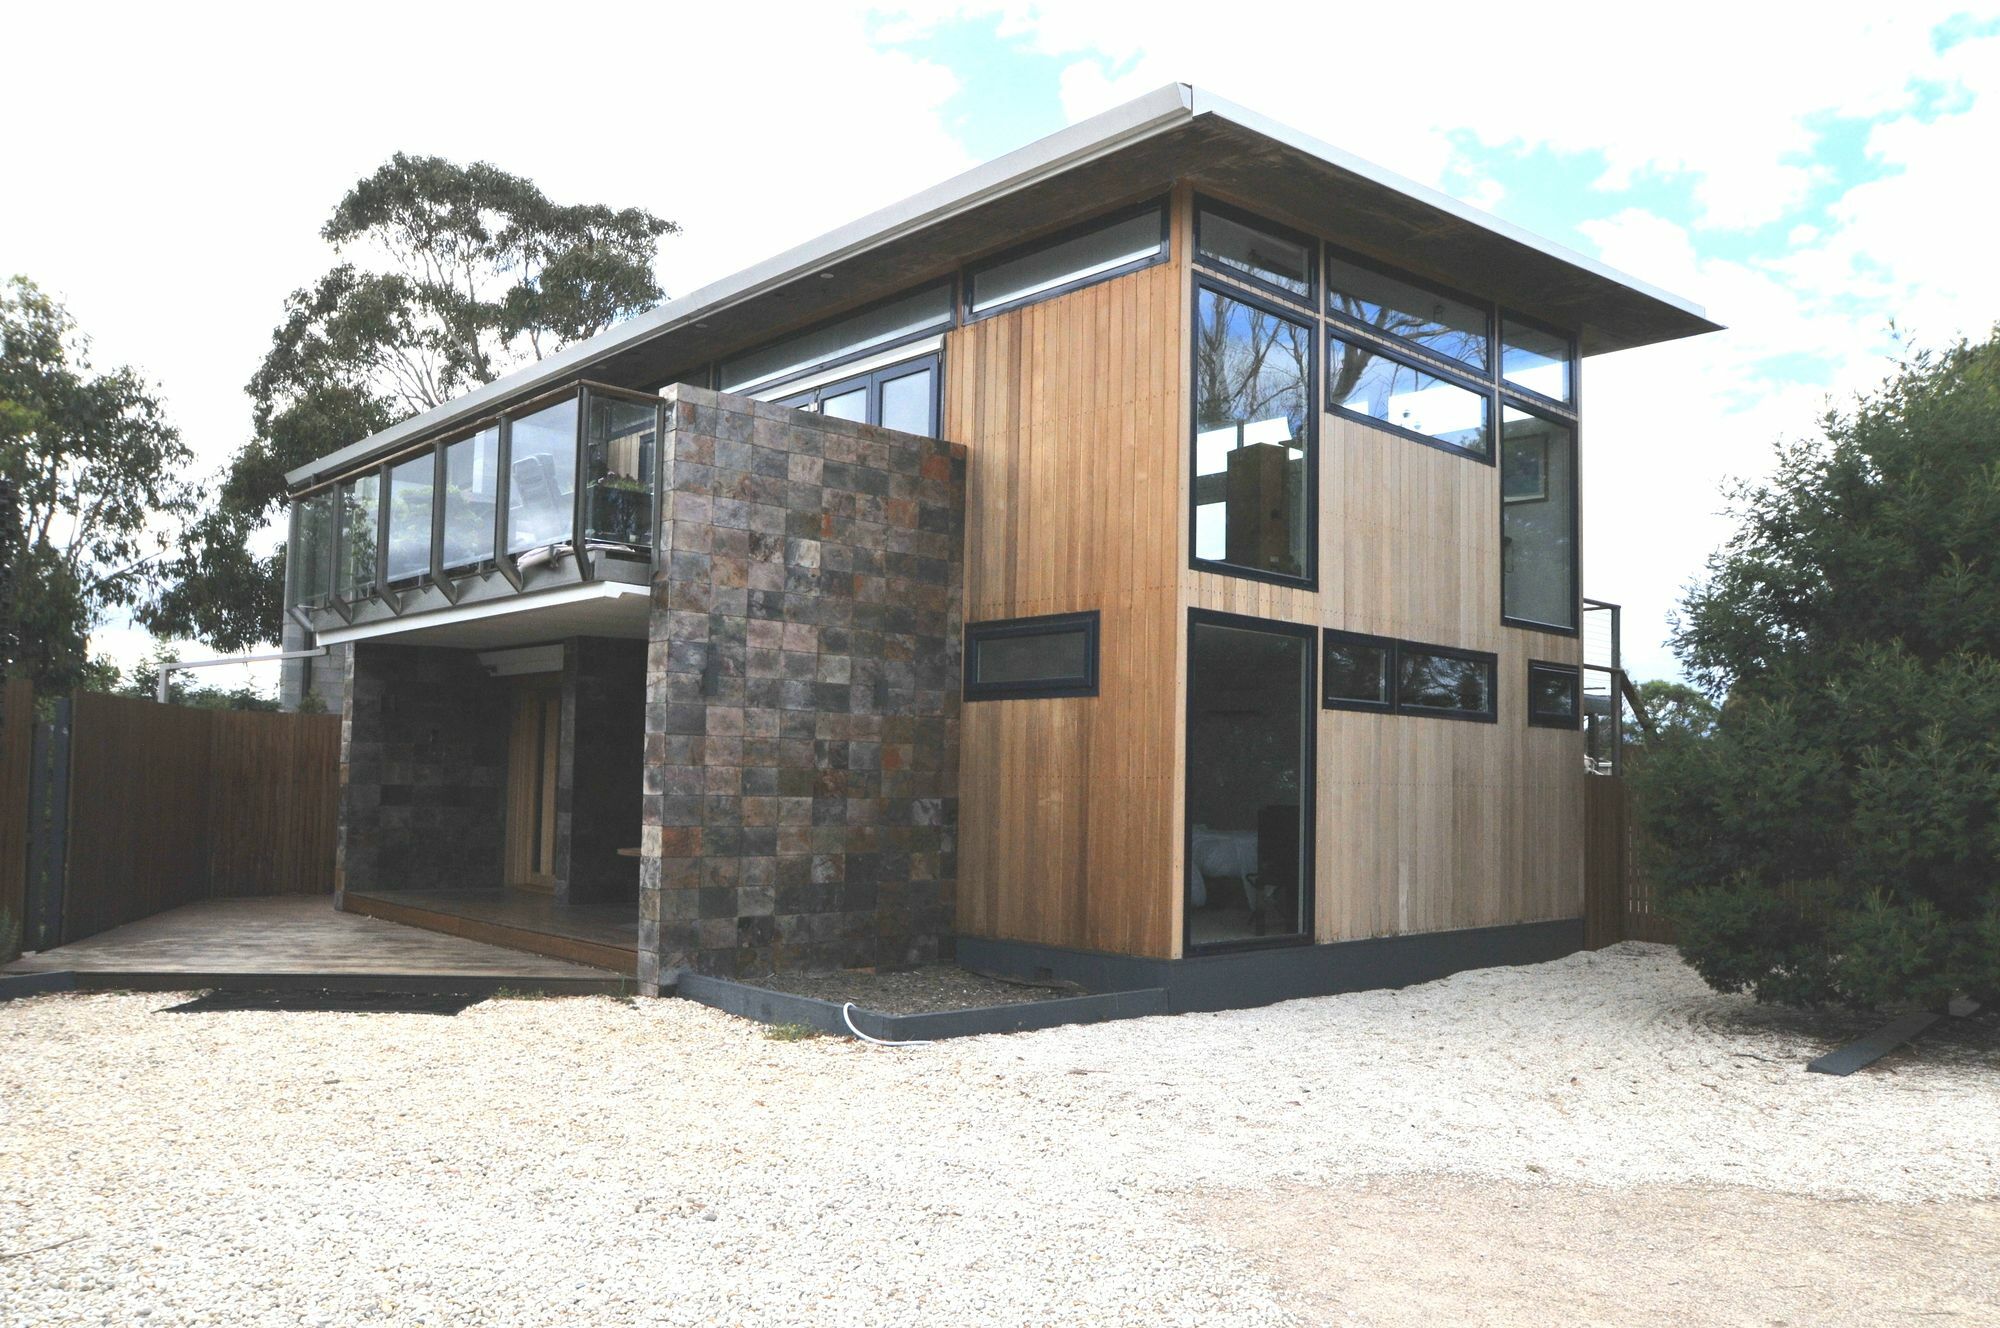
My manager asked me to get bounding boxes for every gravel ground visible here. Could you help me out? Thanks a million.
[2,942,1995,1327]
[753,963,1075,1013]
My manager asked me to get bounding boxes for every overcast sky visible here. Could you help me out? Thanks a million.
[8,1,1998,692]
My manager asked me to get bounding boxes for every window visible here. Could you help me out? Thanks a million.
[287,489,336,609]
[1501,405,1577,632]
[383,453,434,583]
[1502,316,1574,404]
[1186,611,1314,950]
[1322,631,1497,721]
[1528,661,1581,729]
[964,612,1099,700]
[1195,199,1314,304]
[1191,285,1315,585]
[1321,629,1395,712]
[719,282,953,394]
[335,473,378,600]
[774,354,939,437]
[1326,251,1489,372]
[966,202,1167,319]
[1397,643,1497,721]
[1328,333,1491,458]
[583,392,658,548]
[440,426,499,569]
[504,398,578,556]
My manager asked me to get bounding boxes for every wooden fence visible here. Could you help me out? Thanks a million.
[0,679,32,957]
[1584,773,1676,948]
[2,687,341,949]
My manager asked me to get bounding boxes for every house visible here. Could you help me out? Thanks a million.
[278,84,1719,1008]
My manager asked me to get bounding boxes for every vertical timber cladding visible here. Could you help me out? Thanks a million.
[946,222,1187,960]
[1184,392,1585,941]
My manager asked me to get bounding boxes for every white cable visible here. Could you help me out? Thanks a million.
[841,1001,932,1047]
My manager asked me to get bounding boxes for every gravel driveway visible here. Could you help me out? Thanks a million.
[2,943,1994,1326]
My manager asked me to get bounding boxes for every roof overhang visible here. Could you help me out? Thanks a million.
[287,83,1720,488]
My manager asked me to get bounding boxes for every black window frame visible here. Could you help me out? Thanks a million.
[1526,660,1583,730]
[1323,241,1496,378]
[963,196,1171,324]
[1192,195,1318,310]
[773,351,942,437]
[1188,278,1321,591]
[1499,308,1579,411]
[718,278,956,397]
[1498,397,1582,638]
[1326,327,1496,465]
[1319,627,1398,713]
[1394,639,1500,723]
[963,610,1101,701]
[1183,607,1318,957]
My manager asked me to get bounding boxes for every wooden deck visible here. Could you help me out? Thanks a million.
[2,895,624,992]
[342,889,639,975]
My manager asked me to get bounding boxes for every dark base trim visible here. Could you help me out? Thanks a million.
[0,969,627,998]
[676,972,1168,1041]
[958,918,1586,1014]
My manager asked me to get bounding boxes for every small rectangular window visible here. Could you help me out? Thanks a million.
[964,612,1100,700]
[967,202,1167,319]
[1195,200,1314,304]
[1327,251,1490,372]
[1528,661,1581,729]
[1328,333,1490,458]
[1396,643,1497,722]
[1502,316,1574,404]
[1322,629,1395,712]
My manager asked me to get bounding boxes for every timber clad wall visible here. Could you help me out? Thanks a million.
[949,185,1584,961]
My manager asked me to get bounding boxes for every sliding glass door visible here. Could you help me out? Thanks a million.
[1184,611,1315,951]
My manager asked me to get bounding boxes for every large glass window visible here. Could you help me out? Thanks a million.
[336,474,378,599]
[1195,200,1314,303]
[1328,334,1490,457]
[1501,405,1577,630]
[1186,613,1314,950]
[1396,643,1497,721]
[1502,316,1574,404]
[963,612,1099,700]
[287,489,336,609]
[440,426,499,569]
[1326,252,1489,372]
[719,283,953,394]
[774,355,938,437]
[1192,286,1314,583]
[583,393,657,548]
[504,398,578,556]
[967,202,1166,318]
[383,454,434,582]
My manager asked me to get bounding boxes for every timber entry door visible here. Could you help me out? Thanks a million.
[504,682,561,892]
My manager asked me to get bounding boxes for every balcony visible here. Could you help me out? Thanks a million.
[285,382,663,645]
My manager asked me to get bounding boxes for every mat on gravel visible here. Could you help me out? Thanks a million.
[159,989,485,1015]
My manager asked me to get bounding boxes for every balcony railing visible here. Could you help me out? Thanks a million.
[285,381,664,624]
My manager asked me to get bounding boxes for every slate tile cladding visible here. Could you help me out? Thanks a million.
[639,386,966,992]
[338,642,507,901]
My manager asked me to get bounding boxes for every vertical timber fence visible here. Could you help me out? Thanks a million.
[1584,773,1676,948]
[1,687,340,952]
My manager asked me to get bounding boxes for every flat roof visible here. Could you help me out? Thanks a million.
[288,83,1720,487]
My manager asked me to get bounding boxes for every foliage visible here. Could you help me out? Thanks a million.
[1635,329,2000,1009]
[90,642,279,711]
[1629,679,1719,744]
[147,154,677,650]
[0,277,196,692]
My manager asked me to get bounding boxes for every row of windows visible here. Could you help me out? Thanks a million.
[961,611,1580,729]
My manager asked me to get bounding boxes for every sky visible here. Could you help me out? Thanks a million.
[7,1,1999,692]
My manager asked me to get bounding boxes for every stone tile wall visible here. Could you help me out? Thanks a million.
[638,386,966,992]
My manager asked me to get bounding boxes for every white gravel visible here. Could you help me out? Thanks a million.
[2,943,1994,1327]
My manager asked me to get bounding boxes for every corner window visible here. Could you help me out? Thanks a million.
[1191,284,1315,585]
[335,473,378,600]
[1528,661,1581,729]
[1328,333,1491,458]
[1501,405,1578,632]
[964,612,1099,700]
[1321,629,1395,712]
[1502,316,1574,404]
[287,489,336,609]
[1326,251,1490,372]
[966,201,1167,320]
[1396,643,1498,722]
[774,354,939,437]
[1195,199,1315,305]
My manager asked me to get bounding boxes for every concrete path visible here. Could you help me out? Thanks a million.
[3,895,620,988]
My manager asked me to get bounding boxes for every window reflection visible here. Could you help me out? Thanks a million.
[1327,253,1489,371]
[1197,204,1313,300]
[583,396,656,548]
[1397,647,1494,718]
[441,426,499,569]
[1328,335,1489,456]
[504,399,578,555]
[384,455,433,582]
[337,474,378,598]
[1501,405,1577,630]
[1502,318,1573,402]
[1193,288,1313,580]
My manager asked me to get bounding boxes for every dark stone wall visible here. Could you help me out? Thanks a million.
[337,642,507,900]
[639,386,966,991]
[559,637,645,905]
